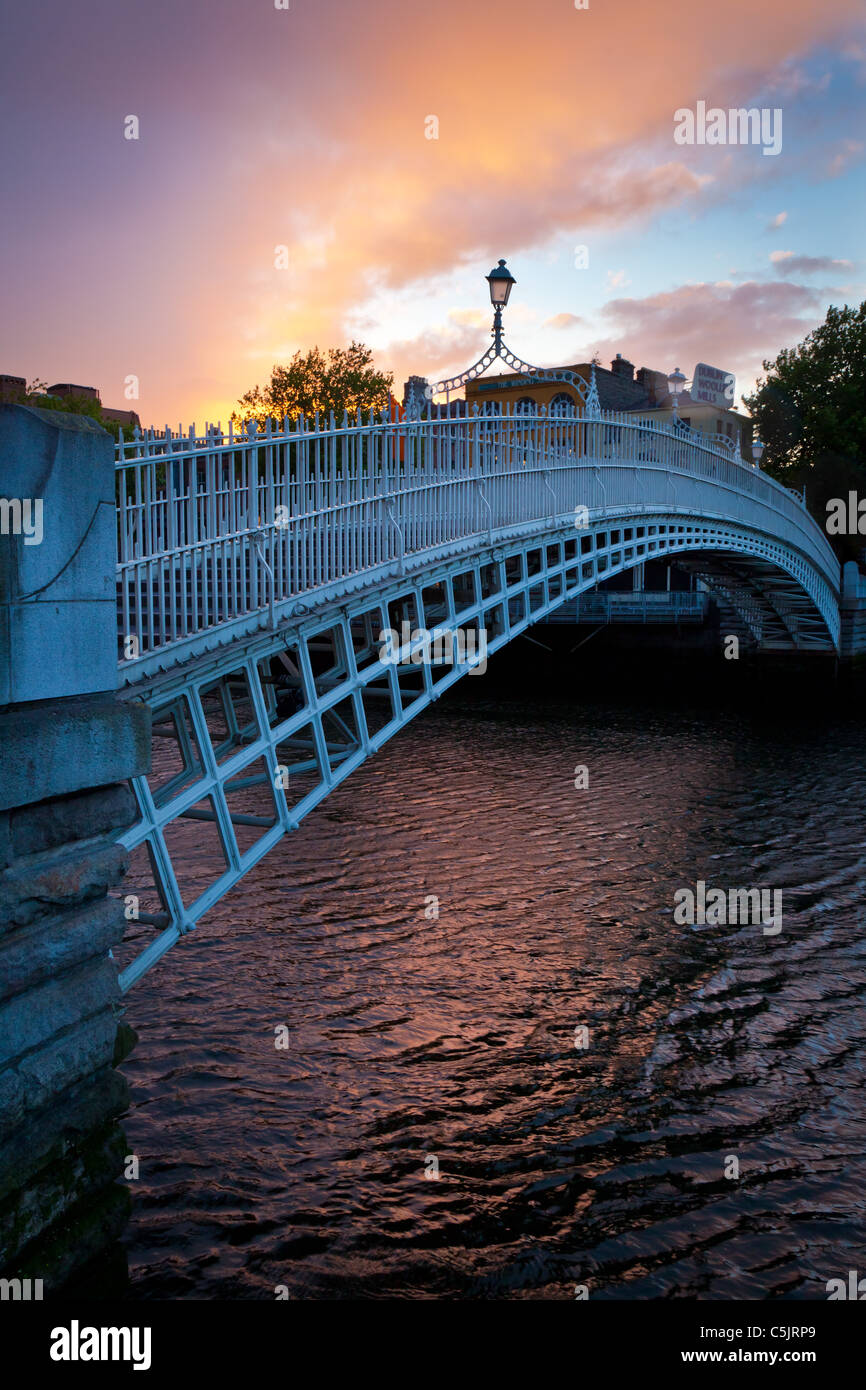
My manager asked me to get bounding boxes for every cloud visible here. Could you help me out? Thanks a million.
[826,139,865,176]
[545,312,585,330]
[5,0,866,422]
[767,211,788,229]
[585,278,828,399]
[448,309,488,328]
[841,41,866,80]
[766,64,832,95]
[770,252,854,274]
[171,0,866,417]
[380,319,490,387]
[606,270,631,290]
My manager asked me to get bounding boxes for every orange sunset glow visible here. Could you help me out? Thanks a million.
[3,0,864,422]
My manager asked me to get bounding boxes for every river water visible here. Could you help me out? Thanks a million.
[120,645,866,1300]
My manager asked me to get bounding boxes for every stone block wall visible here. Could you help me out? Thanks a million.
[0,406,151,1292]
[0,695,150,1290]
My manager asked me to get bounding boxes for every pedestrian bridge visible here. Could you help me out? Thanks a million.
[113,397,840,990]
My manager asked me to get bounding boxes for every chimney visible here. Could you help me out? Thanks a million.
[0,375,26,404]
[635,367,669,404]
[610,353,634,382]
[402,375,429,415]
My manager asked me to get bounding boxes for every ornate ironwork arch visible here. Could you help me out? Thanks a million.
[429,341,595,412]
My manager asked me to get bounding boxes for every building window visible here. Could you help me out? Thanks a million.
[515,396,536,415]
[550,392,576,417]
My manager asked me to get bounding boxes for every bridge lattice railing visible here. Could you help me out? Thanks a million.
[115,406,838,676]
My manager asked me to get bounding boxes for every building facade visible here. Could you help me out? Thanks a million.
[0,375,140,429]
[47,383,140,430]
[457,354,753,463]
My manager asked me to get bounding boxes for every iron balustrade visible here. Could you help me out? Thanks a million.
[115,407,839,681]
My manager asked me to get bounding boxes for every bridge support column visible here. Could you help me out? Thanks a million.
[0,406,150,1293]
[840,560,866,662]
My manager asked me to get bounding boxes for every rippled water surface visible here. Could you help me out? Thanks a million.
[121,652,866,1299]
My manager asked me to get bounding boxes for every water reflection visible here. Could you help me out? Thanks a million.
[121,650,866,1299]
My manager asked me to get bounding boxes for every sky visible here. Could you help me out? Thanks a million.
[1,0,864,426]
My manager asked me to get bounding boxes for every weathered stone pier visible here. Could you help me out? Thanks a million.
[0,406,150,1293]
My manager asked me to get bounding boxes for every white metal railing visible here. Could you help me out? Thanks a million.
[115,405,839,672]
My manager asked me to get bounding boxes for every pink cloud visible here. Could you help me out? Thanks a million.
[545,313,585,330]
[771,253,854,274]
[585,279,829,398]
[826,138,865,176]
[6,0,866,423]
[151,0,866,418]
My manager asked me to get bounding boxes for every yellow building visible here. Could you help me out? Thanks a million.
[462,354,753,462]
[465,366,588,416]
[643,394,753,462]
[464,354,662,415]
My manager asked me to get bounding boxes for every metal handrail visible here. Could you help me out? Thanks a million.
[114,406,839,675]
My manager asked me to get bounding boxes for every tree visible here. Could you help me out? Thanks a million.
[743,303,866,558]
[234,342,394,426]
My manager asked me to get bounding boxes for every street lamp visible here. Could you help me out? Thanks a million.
[427,257,586,406]
[751,435,764,468]
[486,259,516,350]
[487,258,516,306]
[668,366,687,421]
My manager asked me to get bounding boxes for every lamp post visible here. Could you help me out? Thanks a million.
[667,367,687,422]
[486,259,516,352]
[429,258,584,406]
[751,435,764,468]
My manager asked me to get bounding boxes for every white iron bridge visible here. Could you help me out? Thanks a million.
[113,395,840,991]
